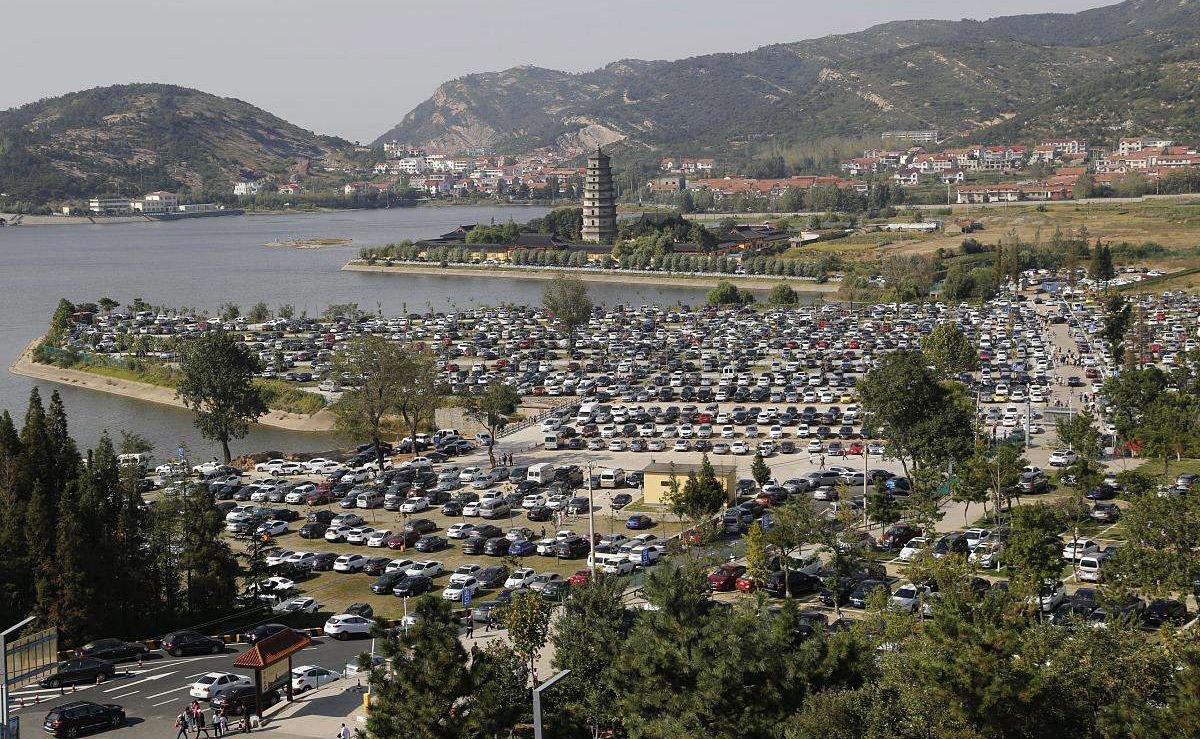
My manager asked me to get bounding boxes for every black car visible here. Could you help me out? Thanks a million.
[242,623,292,644]
[932,533,969,557]
[476,565,509,588]
[541,580,571,602]
[210,685,281,716]
[527,505,553,522]
[610,493,632,509]
[44,701,125,737]
[566,497,590,515]
[160,630,224,657]
[307,509,336,524]
[473,524,503,539]
[346,602,374,618]
[414,535,448,553]
[364,557,393,576]
[76,638,149,663]
[484,537,512,556]
[392,575,433,597]
[1144,598,1189,627]
[848,579,891,609]
[472,591,514,623]
[311,552,338,571]
[764,571,820,598]
[461,536,489,555]
[556,536,590,559]
[441,501,464,516]
[269,507,300,522]
[371,571,408,595]
[299,522,327,539]
[38,658,116,688]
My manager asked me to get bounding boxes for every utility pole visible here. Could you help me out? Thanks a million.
[586,462,596,569]
[533,670,571,739]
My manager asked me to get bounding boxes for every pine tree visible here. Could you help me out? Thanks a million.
[751,451,771,487]
[178,484,238,616]
[51,479,98,645]
[0,409,30,625]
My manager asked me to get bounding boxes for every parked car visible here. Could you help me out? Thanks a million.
[160,631,225,657]
[291,665,341,693]
[76,639,149,663]
[189,672,252,700]
[323,614,375,640]
[43,701,126,737]
[210,686,280,716]
[38,658,116,688]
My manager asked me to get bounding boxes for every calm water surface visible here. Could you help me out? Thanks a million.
[0,206,718,457]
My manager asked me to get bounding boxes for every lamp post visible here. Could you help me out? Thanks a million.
[532,670,571,739]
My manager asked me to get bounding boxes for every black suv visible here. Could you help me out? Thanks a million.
[242,623,292,644]
[211,685,281,715]
[38,658,116,688]
[44,701,125,737]
[160,630,225,657]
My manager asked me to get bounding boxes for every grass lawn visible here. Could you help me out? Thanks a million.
[1133,457,1200,481]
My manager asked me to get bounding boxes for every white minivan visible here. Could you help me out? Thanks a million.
[1077,551,1110,583]
[592,552,635,576]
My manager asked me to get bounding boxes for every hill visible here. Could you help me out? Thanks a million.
[0,83,361,202]
[375,0,1200,161]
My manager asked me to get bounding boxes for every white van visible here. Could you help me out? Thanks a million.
[599,468,625,489]
[544,432,565,450]
[575,402,597,425]
[433,428,460,443]
[118,452,152,468]
[527,463,557,485]
[479,499,511,520]
[1077,551,1110,582]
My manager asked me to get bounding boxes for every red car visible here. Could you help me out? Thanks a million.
[567,569,593,586]
[847,442,864,456]
[708,564,747,592]
[386,531,421,550]
[734,574,758,592]
[305,490,331,505]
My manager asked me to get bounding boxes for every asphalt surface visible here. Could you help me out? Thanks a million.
[8,636,374,739]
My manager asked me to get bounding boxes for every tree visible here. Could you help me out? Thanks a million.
[246,301,272,323]
[1108,490,1200,598]
[462,643,528,737]
[394,348,443,453]
[750,451,771,487]
[1005,503,1063,619]
[502,590,553,683]
[177,330,267,463]
[764,498,823,597]
[177,483,238,616]
[330,335,407,472]
[98,297,119,313]
[1102,367,1167,448]
[706,281,755,306]
[1136,396,1196,478]
[1089,240,1115,289]
[549,576,630,738]
[920,323,979,377]
[543,273,593,353]
[364,596,471,739]
[768,283,799,306]
[1102,292,1132,362]
[461,380,519,468]
[744,522,771,592]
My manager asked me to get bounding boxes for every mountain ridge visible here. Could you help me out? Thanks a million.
[375,0,1200,159]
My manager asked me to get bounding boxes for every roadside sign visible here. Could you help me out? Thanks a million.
[462,589,472,607]
[640,549,651,566]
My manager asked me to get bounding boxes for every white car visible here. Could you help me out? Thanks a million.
[730,441,749,455]
[256,520,289,537]
[897,537,928,561]
[442,577,480,601]
[385,558,415,574]
[462,502,481,517]
[284,552,318,570]
[522,494,546,510]
[459,466,483,484]
[504,567,536,589]
[275,596,319,614]
[446,522,477,539]
[255,459,289,474]
[1062,538,1098,560]
[323,614,374,640]
[192,461,224,476]
[304,458,340,474]
[889,582,927,613]
[449,564,483,585]
[291,665,341,692]
[189,672,251,700]
[261,576,296,593]
[400,497,429,513]
[332,554,367,572]
[366,530,393,547]
[1048,449,1078,467]
[344,527,375,545]
[405,560,443,578]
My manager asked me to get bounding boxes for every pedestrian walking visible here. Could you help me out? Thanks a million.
[466,618,474,639]
[338,723,351,739]
[215,711,227,738]
[175,710,191,739]
[195,708,211,738]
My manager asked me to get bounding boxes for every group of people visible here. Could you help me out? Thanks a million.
[175,702,238,739]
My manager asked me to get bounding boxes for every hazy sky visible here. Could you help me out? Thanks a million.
[5,0,1113,142]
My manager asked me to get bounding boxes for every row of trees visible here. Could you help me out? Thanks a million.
[367,557,1200,739]
[0,390,239,644]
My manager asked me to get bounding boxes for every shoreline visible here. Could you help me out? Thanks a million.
[9,338,338,433]
[341,262,840,292]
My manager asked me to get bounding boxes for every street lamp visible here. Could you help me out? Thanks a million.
[533,669,571,739]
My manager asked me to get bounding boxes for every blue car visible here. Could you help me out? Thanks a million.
[626,514,653,530]
[509,539,538,556]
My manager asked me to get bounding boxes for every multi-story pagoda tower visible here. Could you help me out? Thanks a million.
[581,147,617,244]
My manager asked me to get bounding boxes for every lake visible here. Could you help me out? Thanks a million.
[0,206,721,458]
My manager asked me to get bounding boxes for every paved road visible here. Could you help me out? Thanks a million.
[7,636,373,739]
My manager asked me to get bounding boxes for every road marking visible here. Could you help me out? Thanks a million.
[105,670,176,691]
[146,686,189,700]
[107,690,140,699]
[152,698,182,707]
